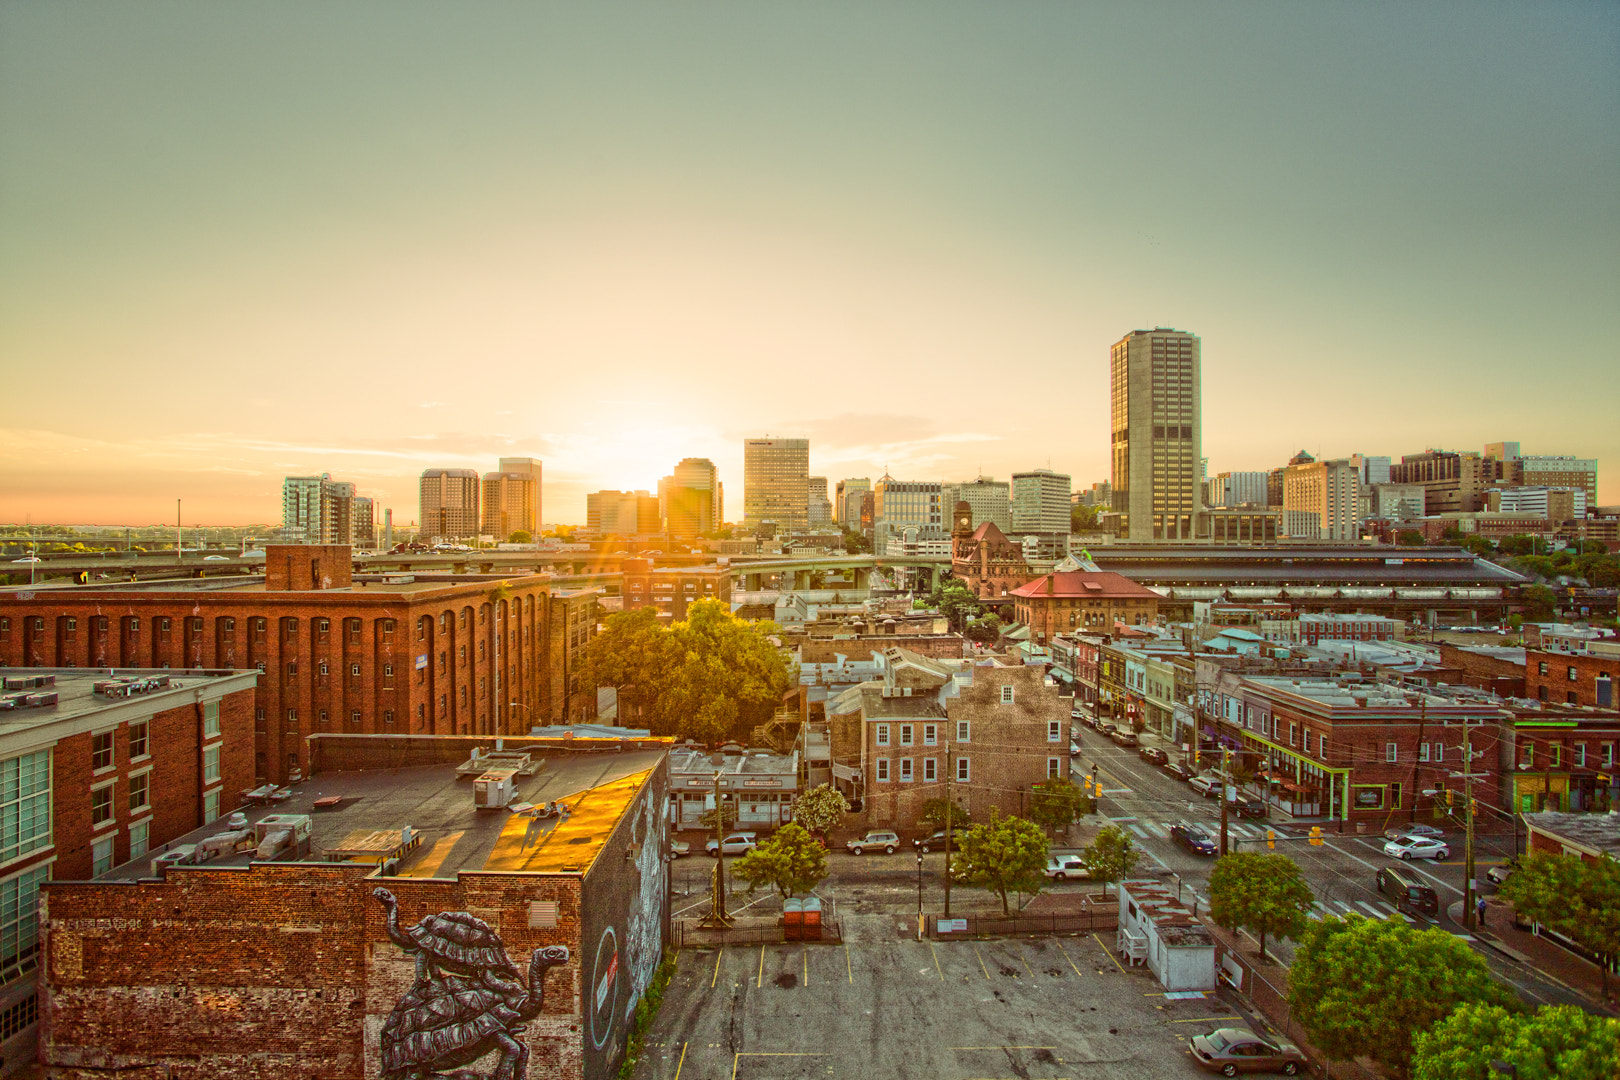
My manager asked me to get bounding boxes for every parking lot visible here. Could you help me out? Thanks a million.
[633,912,1249,1080]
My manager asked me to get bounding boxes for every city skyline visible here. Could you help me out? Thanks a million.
[2,4,1617,525]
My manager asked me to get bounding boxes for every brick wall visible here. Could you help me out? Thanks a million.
[1437,644,1526,696]
[1526,650,1620,707]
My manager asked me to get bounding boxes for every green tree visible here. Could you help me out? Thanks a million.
[1028,778,1087,833]
[1207,852,1315,963]
[964,613,1003,644]
[698,800,738,832]
[1079,824,1140,895]
[788,784,850,841]
[950,812,1048,915]
[925,579,983,632]
[1458,534,1495,557]
[573,600,791,743]
[917,798,972,831]
[1521,583,1557,622]
[1070,503,1100,533]
[1496,851,1620,999]
[507,530,532,544]
[1413,1003,1620,1080]
[731,823,829,901]
[1288,914,1515,1079]
[1396,530,1427,547]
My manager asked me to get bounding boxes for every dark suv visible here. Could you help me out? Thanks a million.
[1226,798,1268,819]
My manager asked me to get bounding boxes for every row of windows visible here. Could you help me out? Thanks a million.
[874,757,970,783]
[874,720,982,747]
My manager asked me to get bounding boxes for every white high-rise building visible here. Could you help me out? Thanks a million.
[942,477,1011,533]
[1010,469,1071,533]
[1283,458,1362,541]
[872,476,943,556]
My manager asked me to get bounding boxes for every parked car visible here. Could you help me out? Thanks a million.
[202,554,231,561]
[845,830,900,855]
[705,832,758,856]
[1044,854,1091,880]
[1109,729,1139,747]
[916,829,953,853]
[1486,858,1518,886]
[1162,762,1195,783]
[1188,775,1220,798]
[1170,824,1218,856]
[1138,746,1169,766]
[1377,865,1438,916]
[1382,835,1451,861]
[1226,798,1268,819]
[10,557,40,564]
[1069,741,1081,756]
[1383,822,1444,841]
[1093,720,1116,735]
[1188,1028,1307,1076]
[669,839,692,858]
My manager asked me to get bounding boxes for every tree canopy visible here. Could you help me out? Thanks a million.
[916,797,972,831]
[1207,852,1315,962]
[925,579,984,632]
[1412,1003,1620,1080]
[730,824,829,901]
[950,812,1048,915]
[1070,503,1100,533]
[573,599,792,743]
[1495,851,1620,998]
[788,784,850,840]
[507,530,532,543]
[1079,824,1140,894]
[1288,914,1515,1080]
[1027,778,1088,832]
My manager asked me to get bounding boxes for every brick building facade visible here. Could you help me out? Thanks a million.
[0,548,598,787]
[619,559,734,622]
[1525,646,1620,708]
[949,503,1032,605]
[1010,571,1160,643]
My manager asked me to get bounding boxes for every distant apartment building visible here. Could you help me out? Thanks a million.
[1515,456,1598,505]
[1204,507,1282,544]
[1209,471,1269,508]
[281,474,376,547]
[661,458,722,539]
[835,478,871,527]
[1283,458,1361,541]
[807,477,834,525]
[1349,454,1392,486]
[1110,328,1202,540]
[1297,614,1399,646]
[1389,450,1507,514]
[943,477,1012,534]
[1011,469,1071,533]
[743,437,810,532]
[587,491,659,536]
[1075,481,1111,508]
[482,457,541,540]
[351,496,375,548]
[621,559,734,622]
[1366,483,1427,521]
[872,476,943,556]
[419,468,481,542]
[1489,487,1586,521]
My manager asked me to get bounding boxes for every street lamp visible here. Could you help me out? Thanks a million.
[912,839,925,939]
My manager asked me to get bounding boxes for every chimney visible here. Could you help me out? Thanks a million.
[1045,575,1054,595]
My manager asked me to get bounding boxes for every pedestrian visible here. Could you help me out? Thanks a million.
[1476,896,1488,928]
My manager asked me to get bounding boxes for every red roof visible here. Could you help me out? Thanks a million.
[1008,571,1161,600]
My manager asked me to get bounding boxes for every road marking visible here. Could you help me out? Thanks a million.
[1169,1016,1243,1024]
[673,1041,688,1080]
[845,939,853,983]
[1342,839,1462,897]
[930,940,945,981]
[1127,823,1149,839]
[973,943,992,979]
[949,1045,1060,1050]
[1020,951,1035,978]
[732,1053,823,1080]
[803,948,809,988]
[757,943,765,987]
[1054,938,1084,977]
[1094,932,1130,975]
[711,946,723,988]
[1355,901,1386,918]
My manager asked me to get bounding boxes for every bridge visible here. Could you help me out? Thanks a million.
[722,554,949,592]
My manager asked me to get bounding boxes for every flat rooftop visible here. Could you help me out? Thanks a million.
[0,668,258,742]
[95,748,666,884]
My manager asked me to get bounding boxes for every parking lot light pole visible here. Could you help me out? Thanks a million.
[913,840,925,939]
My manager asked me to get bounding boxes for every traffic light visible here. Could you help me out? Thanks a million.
[1309,826,1324,847]
[1266,829,1277,850]
[1444,789,1456,806]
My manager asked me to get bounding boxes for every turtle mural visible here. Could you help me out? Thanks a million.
[374,887,569,1080]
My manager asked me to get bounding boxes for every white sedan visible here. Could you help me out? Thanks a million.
[1383,822,1445,841]
[1383,835,1451,861]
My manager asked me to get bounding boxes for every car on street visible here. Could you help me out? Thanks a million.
[1162,762,1195,783]
[1226,798,1268,819]
[1138,746,1169,766]
[915,829,954,853]
[705,832,758,856]
[669,839,692,858]
[1383,822,1444,841]
[1170,824,1219,856]
[1070,707,1086,720]
[1188,1027,1307,1076]
[1486,858,1517,885]
[203,555,231,561]
[1044,854,1091,880]
[1109,729,1139,747]
[845,830,900,855]
[1382,835,1451,861]
[1069,741,1081,756]
[10,557,40,563]
[1188,775,1220,798]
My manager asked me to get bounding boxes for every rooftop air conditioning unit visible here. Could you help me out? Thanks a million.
[151,845,197,878]
[474,769,518,810]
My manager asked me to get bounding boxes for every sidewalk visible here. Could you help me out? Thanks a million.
[1454,897,1620,1013]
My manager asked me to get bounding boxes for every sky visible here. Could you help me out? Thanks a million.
[1,2,1616,527]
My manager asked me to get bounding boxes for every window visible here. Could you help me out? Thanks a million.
[1605,744,1615,767]
[0,865,48,979]
[1576,743,1586,767]
[91,785,113,826]
[384,709,394,725]
[350,710,361,724]
[128,722,149,759]
[286,708,298,722]
[1537,661,1548,676]
[317,661,328,676]
[924,724,937,746]
[0,752,52,865]
[92,732,114,771]
[203,789,219,822]
[222,617,234,633]
[1432,742,1443,763]
[899,759,913,782]
[91,835,114,877]
[1385,742,1397,763]
[128,773,149,813]
[317,618,330,634]
[1000,685,1015,704]
[1048,757,1061,779]
[900,724,913,747]
[383,619,395,633]
[203,746,221,784]
[1289,723,1297,746]
[1419,743,1430,762]
[1390,782,1402,809]
[129,820,149,861]
[875,759,889,783]
[1048,720,1062,743]
[203,701,220,739]
[350,663,361,677]
[1569,666,1579,682]
[923,758,937,782]
[956,757,971,783]
[875,724,890,747]
[956,720,971,743]
[1520,744,1534,767]
[384,664,394,678]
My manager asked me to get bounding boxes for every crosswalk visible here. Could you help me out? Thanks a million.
[1119,819,1275,843]
[1307,898,1416,924]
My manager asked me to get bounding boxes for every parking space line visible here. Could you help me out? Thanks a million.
[803,948,809,988]
[973,943,992,979]
[949,1045,1059,1050]
[1169,1016,1242,1024]
[1093,932,1129,975]
[757,943,765,987]
[1054,938,1084,977]
[1020,950,1034,978]
[673,1041,687,1080]
[930,940,945,981]
[711,946,723,988]
[845,939,852,983]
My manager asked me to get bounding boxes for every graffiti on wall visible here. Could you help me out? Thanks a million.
[374,887,569,1080]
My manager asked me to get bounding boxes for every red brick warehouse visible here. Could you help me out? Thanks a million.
[0,547,600,786]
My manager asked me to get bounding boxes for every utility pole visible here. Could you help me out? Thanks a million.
[943,747,954,918]
[176,499,183,563]
[706,769,732,926]
[1219,745,1232,855]
[1459,723,1482,930]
